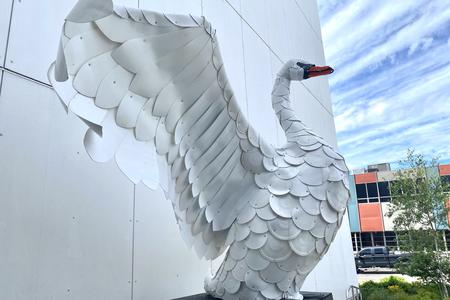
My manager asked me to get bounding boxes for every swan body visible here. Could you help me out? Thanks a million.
[49,1,350,299]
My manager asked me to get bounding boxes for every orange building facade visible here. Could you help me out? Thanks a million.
[347,163,450,251]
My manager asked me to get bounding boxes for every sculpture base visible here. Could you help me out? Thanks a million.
[173,292,333,300]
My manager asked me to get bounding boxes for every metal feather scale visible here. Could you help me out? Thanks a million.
[49,1,350,299]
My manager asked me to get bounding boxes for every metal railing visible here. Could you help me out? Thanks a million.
[346,285,362,300]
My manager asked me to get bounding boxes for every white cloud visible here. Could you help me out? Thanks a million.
[329,1,450,86]
[319,0,450,168]
[323,0,424,66]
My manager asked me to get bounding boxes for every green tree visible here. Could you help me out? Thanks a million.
[387,150,450,298]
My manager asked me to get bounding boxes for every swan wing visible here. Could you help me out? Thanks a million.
[50,3,280,259]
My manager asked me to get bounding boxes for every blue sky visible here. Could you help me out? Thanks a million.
[317,0,450,170]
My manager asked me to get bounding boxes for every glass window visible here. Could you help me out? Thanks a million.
[352,232,361,252]
[378,181,390,197]
[358,199,368,204]
[380,197,391,203]
[367,182,378,198]
[385,231,397,249]
[356,184,367,199]
[373,232,385,246]
[361,233,373,248]
[369,198,379,203]
[360,248,372,256]
[374,248,385,254]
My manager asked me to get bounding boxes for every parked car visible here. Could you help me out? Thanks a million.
[354,246,409,272]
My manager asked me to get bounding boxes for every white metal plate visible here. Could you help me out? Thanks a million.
[0,73,135,300]
[139,0,201,16]
[132,184,214,299]
[242,25,279,145]
[5,0,77,83]
[0,0,12,66]
[203,0,248,117]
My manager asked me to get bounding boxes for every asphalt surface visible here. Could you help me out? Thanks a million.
[357,268,417,284]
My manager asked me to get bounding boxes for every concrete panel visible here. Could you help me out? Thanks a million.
[5,0,76,83]
[0,0,12,66]
[291,82,337,147]
[293,0,323,41]
[240,0,270,42]
[377,170,395,182]
[139,0,201,15]
[5,0,137,84]
[0,73,135,300]
[282,0,331,112]
[132,185,211,300]
[203,0,247,116]
[381,203,395,231]
[243,25,278,144]
[284,0,325,65]
[267,0,290,65]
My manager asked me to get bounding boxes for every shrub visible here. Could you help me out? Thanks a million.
[360,276,443,300]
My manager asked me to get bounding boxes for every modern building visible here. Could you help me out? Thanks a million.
[347,162,450,252]
[0,0,357,300]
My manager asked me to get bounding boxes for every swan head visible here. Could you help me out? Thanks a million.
[279,59,334,81]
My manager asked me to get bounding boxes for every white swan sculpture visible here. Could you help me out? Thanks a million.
[49,0,350,299]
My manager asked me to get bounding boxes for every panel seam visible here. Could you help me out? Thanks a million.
[238,0,249,118]
[293,0,323,42]
[0,0,16,96]
[131,185,137,300]
[222,0,334,118]
[0,0,334,118]
[0,66,52,89]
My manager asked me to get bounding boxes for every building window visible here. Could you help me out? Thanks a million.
[352,232,361,252]
[361,233,373,248]
[384,231,398,250]
[378,182,389,196]
[367,182,378,198]
[356,184,367,199]
[373,232,385,247]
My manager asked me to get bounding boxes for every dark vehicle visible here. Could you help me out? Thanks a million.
[354,247,408,272]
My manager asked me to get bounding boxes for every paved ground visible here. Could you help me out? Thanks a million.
[357,268,417,284]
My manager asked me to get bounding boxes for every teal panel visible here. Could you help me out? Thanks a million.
[347,175,360,232]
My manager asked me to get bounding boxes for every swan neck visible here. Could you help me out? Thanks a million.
[272,76,307,143]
